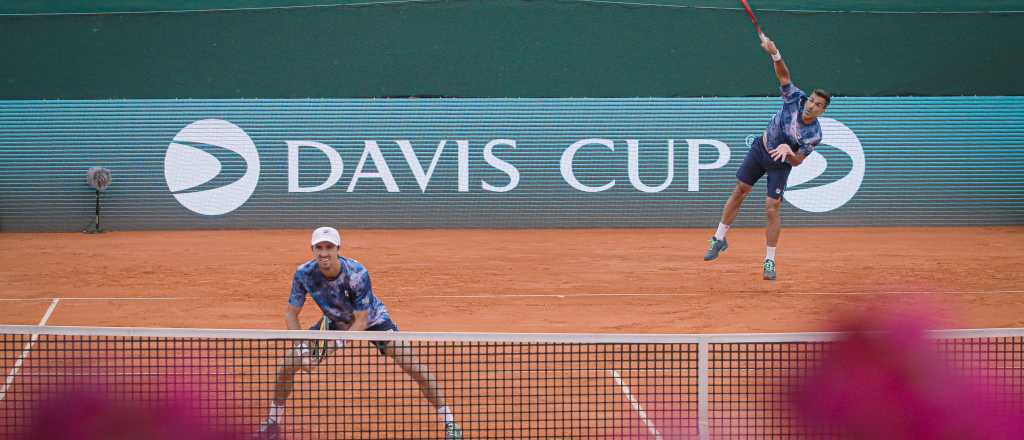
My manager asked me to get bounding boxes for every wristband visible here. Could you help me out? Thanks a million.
[771,51,782,62]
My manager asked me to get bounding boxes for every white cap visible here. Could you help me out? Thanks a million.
[311,226,341,247]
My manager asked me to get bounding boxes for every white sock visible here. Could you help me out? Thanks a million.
[714,223,731,241]
[268,403,285,422]
[438,405,454,424]
[766,246,776,261]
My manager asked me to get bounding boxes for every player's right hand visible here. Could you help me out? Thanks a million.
[760,34,778,55]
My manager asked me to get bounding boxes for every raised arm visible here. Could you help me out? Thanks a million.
[759,33,790,86]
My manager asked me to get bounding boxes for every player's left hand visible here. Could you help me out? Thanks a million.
[770,144,794,161]
[293,341,318,371]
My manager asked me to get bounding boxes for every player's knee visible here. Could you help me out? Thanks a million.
[403,362,431,378]
[282,348,316,372]
[734,183,753,196]
[277,363,299,379]
[406,362,426,375]
[765,199,781,215]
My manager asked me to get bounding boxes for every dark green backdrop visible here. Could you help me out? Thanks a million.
[1,0,1021,98]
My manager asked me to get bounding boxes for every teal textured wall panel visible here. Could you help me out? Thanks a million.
[0,97,1022,231]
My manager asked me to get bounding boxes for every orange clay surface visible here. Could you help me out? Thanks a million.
[1,227,1023,333]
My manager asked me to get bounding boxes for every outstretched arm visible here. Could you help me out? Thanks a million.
[285,304,302,330]
[759,34,790,86]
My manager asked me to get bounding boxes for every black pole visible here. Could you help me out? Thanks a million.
[94,190,102,233]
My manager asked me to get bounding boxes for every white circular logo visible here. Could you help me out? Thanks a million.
[164,119,260,215]
[785,118,866,213]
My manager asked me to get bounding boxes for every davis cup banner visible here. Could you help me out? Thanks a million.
[1,98,1021,231]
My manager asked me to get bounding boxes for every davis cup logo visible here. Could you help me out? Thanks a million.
[162,116,861,216]
[164,119,260,215]
[785,117,866,213]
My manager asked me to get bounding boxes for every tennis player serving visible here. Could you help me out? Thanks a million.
[258,227,463,439]
[703,32,830,280]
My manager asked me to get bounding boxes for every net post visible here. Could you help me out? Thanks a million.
[697,338,709,440]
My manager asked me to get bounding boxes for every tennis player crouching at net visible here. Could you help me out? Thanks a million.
[258,227,463,440]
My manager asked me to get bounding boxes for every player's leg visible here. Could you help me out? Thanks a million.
[706,146,764,261]
[765,196,782,244]
[258,349,306,437]
[721,180,755,226]
[381,339,462,439]
[762,166,791,280]
[272,347,313,402]
[259,316,333,437]
[384,341,447,407]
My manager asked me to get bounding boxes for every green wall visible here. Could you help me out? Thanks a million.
[4,1,1022,14]
[1,0,1021,98]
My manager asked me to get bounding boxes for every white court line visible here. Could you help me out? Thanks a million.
[0,297,184,302]
[427,289,1024,299]
[0,298,59,401]
[782,290,1024,296]
[19,371,236,377]
[428,293,702,299]
[609,369,663,440]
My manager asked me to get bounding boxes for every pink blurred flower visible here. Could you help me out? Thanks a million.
[792,305,1024,439]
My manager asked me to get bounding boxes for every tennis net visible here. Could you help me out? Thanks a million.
[0,326,1022,439]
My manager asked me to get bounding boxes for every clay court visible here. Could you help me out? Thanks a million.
[1,1,1021,438]
[3,227,1022,332]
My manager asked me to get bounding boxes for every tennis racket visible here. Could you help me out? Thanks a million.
[309,316,331,363]
[740,0,765,39]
